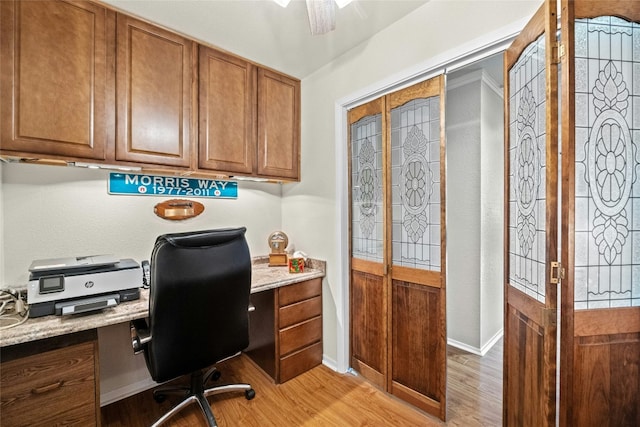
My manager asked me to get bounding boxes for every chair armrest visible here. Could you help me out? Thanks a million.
[130,318,151,355]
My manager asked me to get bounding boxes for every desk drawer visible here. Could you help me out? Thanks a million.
[1,340,98,427]
[278,278,321,307]
[279,295,322,329]
[279,341,323,383]
[279,316,322,356]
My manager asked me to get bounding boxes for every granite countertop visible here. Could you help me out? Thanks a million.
[0,257,325,348]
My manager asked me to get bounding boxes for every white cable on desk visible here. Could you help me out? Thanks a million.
[0,289,30,330]
[0,310,29,329]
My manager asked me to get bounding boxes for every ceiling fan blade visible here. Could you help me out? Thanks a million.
[305,0,336,35]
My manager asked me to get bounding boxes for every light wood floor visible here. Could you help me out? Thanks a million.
[102,339,502,426]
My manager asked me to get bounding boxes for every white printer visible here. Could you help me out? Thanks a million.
[27,255,142,318]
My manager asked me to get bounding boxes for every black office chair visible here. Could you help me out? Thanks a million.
[130,227,255,427]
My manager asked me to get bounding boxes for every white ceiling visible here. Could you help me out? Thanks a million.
[103,0,431,79]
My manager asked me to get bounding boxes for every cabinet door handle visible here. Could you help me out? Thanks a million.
[31,380,64,395]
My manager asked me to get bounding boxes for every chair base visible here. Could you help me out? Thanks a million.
[151,368,255,427]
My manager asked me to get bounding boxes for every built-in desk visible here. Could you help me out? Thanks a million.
[0,258,325,427]
[0,258,325,347]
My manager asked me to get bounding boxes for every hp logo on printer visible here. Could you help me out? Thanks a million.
[85,281,95,288]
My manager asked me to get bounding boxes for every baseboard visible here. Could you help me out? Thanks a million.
[322,354,339,372]
[102,355,340,406]
[480,329,504,356]
[100,377,157,407]
[447,328,503,356]
[448,338,482,355]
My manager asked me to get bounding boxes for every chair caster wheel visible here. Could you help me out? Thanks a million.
[205,368,222,385]
[245,388,256,400]
[153,393,166,403]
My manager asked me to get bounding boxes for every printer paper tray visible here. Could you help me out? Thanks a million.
[29,288,140,318]
[55,293,119,316]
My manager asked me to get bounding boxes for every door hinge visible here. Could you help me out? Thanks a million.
[552,43,565,64]
[550,261,564,284]
[543,308,557,327]
[554,43,565,63]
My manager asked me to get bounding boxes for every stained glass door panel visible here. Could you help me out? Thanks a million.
[560,2,640,425]
[503,0,559,425]
[572,15,639,309]
[391,96,441,272]
[351,109,384,264]
[508,30,548,304]
[388,76,447,420]
[349,98,387,388]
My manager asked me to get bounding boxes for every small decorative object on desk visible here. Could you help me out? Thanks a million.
[268,231,289,266]
[288,257,305,273]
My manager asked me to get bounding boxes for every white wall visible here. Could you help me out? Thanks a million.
[480,75,505,349]
[440,70,505,354]
[283,0,540,368]
[1,163,281,287]
[446,73,483,349]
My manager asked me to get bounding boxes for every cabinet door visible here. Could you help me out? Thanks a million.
[116,14,194,167]
[1,338,99,426]
[198,47,256,174]
[257,68,300,180]
[0,0,109,160]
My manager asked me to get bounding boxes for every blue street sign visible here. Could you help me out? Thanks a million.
[108,173,238,199]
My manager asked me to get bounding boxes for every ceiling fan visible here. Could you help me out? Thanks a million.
[274,0,353,35]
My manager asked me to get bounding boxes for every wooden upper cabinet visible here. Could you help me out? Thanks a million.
[0,0,109,160]
[257,69,300,181]
[115,14,195,168]
[1,2,300,180]
[198,46,256,174]
[199,52,301,181]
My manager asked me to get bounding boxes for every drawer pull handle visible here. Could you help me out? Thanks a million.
[32,380,64,395]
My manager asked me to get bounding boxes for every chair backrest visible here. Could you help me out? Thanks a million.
[145,227,251,383]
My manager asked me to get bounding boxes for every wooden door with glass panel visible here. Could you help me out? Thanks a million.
[560,1,640,425]
[349,97,388,389]
[387,76,447,420]
[349,75,447,421]
[503,0,559,425]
